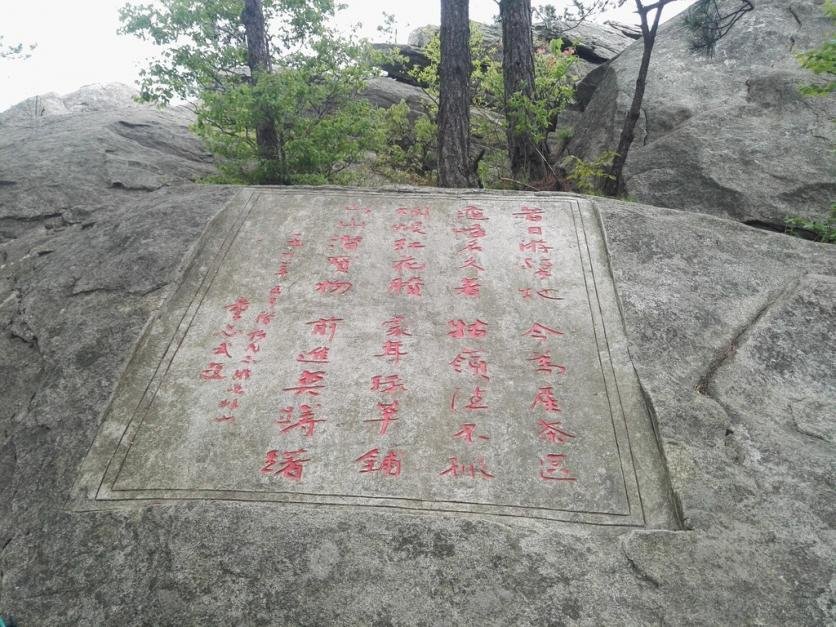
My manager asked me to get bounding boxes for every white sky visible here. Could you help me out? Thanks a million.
[0,0,692,112]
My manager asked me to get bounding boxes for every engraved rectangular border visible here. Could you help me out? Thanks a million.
[71,188,668,527]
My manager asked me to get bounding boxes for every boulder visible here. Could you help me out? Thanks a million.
[406,19,637,65]
[361,76,430,117]
[0,100,834,623]
[0,82,143,127]
[566,0,835,225]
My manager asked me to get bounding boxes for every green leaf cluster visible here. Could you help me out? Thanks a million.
[560,150,617,195]
[796,0,836,96]
[376,27,578,187]
[785,204,836,243]
[121,0,386,184]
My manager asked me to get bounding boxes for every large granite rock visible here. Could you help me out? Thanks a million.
[406,20,637,65]
[0,83,142,128]
[566,0,835,225]
[0,104,834,624]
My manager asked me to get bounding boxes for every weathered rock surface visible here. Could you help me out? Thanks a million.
[361,76,429,116]
[378,19,635,90]
[0,105,834,624]
[566,0,835,225]
[406,20,637,66]
[0,82,142,128]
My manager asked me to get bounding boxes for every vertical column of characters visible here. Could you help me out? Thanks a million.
[439,205,494,481]
[513,206,575,483]
[261,204,372,482]
[388,205,429,297]
[260,316,343,481]
[515,206,563,303]
[440,318,494,480]
[199,233,300,425]
[354,315,412,478]
[316,203,371,296]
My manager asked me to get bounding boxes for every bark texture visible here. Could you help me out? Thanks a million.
[603,0,670,196]
[437,0,476,188]
[500,0,548,183]
[241,0,280,172]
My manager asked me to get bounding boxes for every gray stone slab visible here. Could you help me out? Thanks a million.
[73,188,675,527]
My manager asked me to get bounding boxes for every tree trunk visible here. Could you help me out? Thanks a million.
[241,0,280,173]
[437,0,476,188]
[500,0,548,183]
[603,0,666,197]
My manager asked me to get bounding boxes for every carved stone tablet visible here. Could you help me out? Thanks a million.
[74,189,674,527]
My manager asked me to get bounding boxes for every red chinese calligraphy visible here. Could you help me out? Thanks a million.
[529,353,567,375]
[531,386,561,412]
[296,346,330,363]
[457,205,488,221]
[539,453,576,481]
[200,362,225,381]
[392,221,426,234]
[355,449,402,476]
[337,217,366,229]
[365,400,400,436]
[212,342,232,358]
[308,317,342,342]
[448,319,487,339]
[287,233,303,248]
[315,280,352,295]
[232,368,252,380]
[513,206,543,221]
[370,374,407,394]
[519,240,552,254]
[453,223,487,239]
[283,370,326,396]
[453,423,490,443]
[328,256,351,273]
[388,276,424,297]
[397,206,430,218]
[439,456,494,479]
[393,238,425,251]
[226,383,246,395]
[276,404,325,437]
[216,323,241,339]
[455,277,480,297]
[248,329,267,343]
[392,255,426,274]
[449,348,489,380]
[523,323,564,342]
[537,419,575,444]
[224,297,250,321]
[452,386,488,411]
[383,315,411,337]
[261,449,310,480]
[375,340,407,364]
[460,256,485,272]
[256,311,276,325]
[332,235,362,251]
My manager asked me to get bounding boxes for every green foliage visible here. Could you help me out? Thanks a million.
[785,204,836,243]
[796,0,836,96]
[121,0,386,185]
[560,150,617,195]
[376,28,578,187]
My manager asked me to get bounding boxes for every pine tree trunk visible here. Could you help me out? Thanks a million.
[241,0,280,174]
[603,1,666,197]
[500,0,548,184]
[437,0,476,188]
